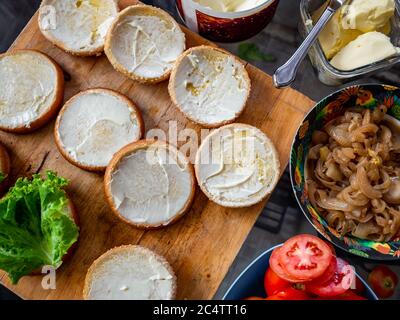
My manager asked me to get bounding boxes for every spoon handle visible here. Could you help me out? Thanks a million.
[273,7,336,88]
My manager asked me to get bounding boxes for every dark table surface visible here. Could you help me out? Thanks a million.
[0,0,399,300]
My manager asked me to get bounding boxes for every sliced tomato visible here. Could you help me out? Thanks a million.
[266,288,310,300]
[314,290,367,300]
[307,256,337,286]
[270,247,306,282]
[243,296,265,300]
[306,258,355,297]
[264,267,291,296]
[278,234,333,281]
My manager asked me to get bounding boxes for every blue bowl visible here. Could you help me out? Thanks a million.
[223,244,378,300]
[290,84,400,260]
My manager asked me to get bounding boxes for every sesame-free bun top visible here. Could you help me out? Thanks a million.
[169,46,251,128]
[195,123,280,208]
[0,50,64,133]
[105,4,186,84]
[39,0,119,56]
[104,140,195,228]
[55,88,144,171]
[83,245,177,300]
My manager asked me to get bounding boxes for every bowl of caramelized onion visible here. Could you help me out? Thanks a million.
[290,84,400,260]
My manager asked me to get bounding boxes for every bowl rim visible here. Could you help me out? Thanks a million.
[222,244,281,300]
[289,83,400,262]
[222,244,378,300]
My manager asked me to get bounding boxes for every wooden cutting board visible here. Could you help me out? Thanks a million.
[0,0,314,300]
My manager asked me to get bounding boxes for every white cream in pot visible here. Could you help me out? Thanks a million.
[194,0,267,12]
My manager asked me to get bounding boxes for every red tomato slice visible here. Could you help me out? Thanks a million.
[264,267,291,296]
[314,290,367,300]
[279,234,333,281]
[306,258,355,297]
[243,296,265,300]
[270,247,307,282]
[307,256,337,286]
[266,288,310,300]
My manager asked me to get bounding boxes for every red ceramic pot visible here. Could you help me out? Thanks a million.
[176,0,280,43]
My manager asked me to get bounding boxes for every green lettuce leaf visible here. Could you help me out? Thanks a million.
[238,43,276,62]
[0,171,79,284]
[0,172,5,184]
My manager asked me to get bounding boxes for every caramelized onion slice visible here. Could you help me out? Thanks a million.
[356,166,382,199]
[316,190,354,212]
[384,179,400,205]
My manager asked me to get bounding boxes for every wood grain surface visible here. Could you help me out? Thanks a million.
[0,0,314,299]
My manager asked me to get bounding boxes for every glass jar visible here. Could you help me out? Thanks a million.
[299,0,400,86]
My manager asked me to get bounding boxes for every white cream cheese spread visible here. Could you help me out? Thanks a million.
[39,0,118,53]
[171,47,250,126]
[86,246,175,300]
[196,124,280,207]
[57,90,141,168]
[109,142,193,226]
[108,9,185,79]
[0,51,57,129]
[194,0,267,12]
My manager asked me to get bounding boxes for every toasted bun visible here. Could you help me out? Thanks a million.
[0,50,64,133]
[168,46,251,128]
[83,245,177,300]
[54,88,144,172]
[38,0,119,56]
[104,140,195,229]
[105,4,186,84]
[0,143,10,194]
[195,123,280,208]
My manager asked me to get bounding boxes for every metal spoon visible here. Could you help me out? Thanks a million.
[273,0,347,88]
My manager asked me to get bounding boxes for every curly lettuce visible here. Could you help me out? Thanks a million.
[0,171,79,284]
[0,172,5,184]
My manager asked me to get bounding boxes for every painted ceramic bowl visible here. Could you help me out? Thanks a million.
[223,244,378,300]
[290,84,400,261]
[176,0,280,42]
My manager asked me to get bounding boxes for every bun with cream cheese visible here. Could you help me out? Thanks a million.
[105,4,186,84]
[104,140,195,228]
[83,245,177,300]
[38,0,119,56]
[54,88,144,172]
[168,46,251,128]
[195,123,280,208]
[0,50,64,133]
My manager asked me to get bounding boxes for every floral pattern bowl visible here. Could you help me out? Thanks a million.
[290,84,400,261]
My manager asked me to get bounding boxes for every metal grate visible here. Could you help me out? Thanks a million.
[256,169,295,233]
